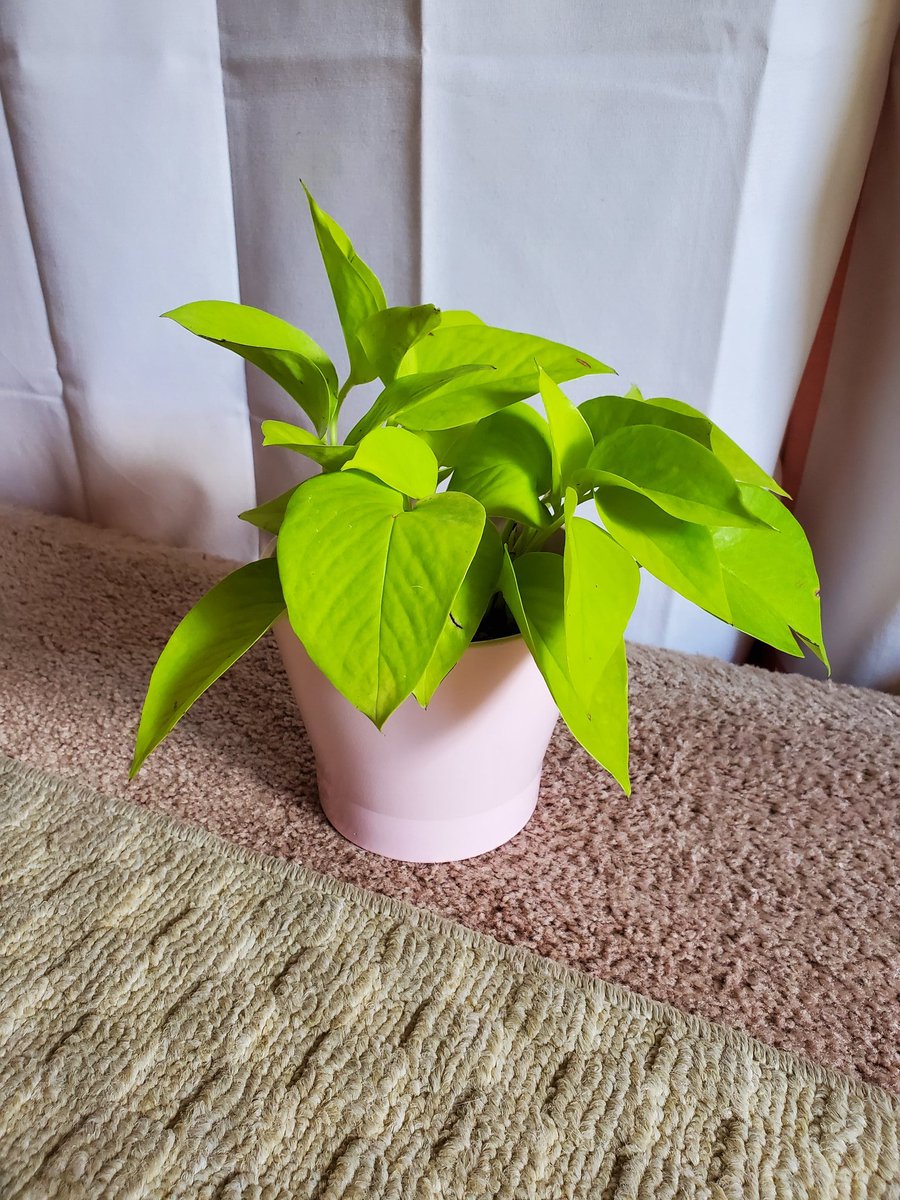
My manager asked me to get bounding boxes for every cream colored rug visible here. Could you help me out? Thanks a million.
[0,757,896,1199]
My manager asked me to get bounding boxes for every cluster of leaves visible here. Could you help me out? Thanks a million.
[131,185,827,791]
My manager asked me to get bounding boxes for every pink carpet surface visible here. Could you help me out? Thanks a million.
[0,506,897,1092]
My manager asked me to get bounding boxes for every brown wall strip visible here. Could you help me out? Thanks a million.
[778,211,858,504]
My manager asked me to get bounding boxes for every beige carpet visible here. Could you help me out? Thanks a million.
[0,506,898,1096]
[1,756,897,1199]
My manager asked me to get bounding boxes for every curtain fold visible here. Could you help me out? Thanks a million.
[0,0,256,559]
[216,0,423,504]
[0,84,84,518]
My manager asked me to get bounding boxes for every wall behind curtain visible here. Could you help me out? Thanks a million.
[0,0,897,668]
[788,30,900,691]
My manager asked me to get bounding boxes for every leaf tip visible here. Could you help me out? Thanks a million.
[299,179,318,213]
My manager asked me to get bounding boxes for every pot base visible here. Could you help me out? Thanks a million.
[318,773,541,863]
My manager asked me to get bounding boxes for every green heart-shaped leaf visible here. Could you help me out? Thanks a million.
[712,485,827,665]
[596,483,827,664]
[646,397,787,495]
[581,393,786,496]
[261,421,355,469]
[278,473,485,727]
[239,486,298,535]
[347,364,496,443]
[414,521,503,706]
[580,394,709,446]
[500,550,629,793]
[396,323,613,429]
[342,426,438,498]
[595,486,732,619]
[356,304,441,382]
[563,489,639,704]
[303,184,386,385]
[448,403,553,527]
[164,300,336,435]
[402,322,611,382]
[415,424,478,467]
[539,367,593,495]
[130,559,285,776]
[585,426,768,527]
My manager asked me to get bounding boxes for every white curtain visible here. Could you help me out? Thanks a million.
[1,0,897,673]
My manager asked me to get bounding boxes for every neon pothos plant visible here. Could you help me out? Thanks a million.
[131,183,827,792]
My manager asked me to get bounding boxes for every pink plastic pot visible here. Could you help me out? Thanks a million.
[274,617,559,863]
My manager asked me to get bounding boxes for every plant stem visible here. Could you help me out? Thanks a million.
[327,378,354,446]
[514,513,565,556]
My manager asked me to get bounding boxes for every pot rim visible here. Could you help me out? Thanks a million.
[467,630,523,649]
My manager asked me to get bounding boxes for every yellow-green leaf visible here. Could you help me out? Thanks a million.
[356,304,441,382]
[239,487,298,535]
[414,522,503,706]
[397,323,614,430]
[648,397,788,495]
[563,489,639,704]
[585,426,769,528]
[500,550,629,793]
[539,367,593,494]
[581,393,787,497]
[596,483,827,664]
[712,485,828,666]
[278,473,485,727]
[580,394,708,447]
[302,184,386,385]
[347,364,496,443]
[595,486,732,620]
[164,300,336,435]
[448,403,553,527]
[261,420,355,469]
[131,559,285,776]
[342,426,438,499]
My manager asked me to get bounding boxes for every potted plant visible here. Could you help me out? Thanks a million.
[131,184,827,862]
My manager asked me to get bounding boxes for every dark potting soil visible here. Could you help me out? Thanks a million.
[471,594,518,643]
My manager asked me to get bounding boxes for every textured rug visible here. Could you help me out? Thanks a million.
[0,757,897,1200]
[0,506,898,1096]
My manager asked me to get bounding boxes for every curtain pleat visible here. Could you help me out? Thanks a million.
[0,77,84,517]
[216,0,423,504]
[0,0,256,559]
